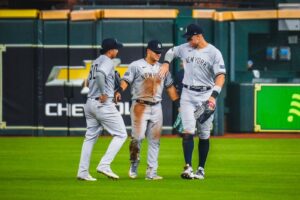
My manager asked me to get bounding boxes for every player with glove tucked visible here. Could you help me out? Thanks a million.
[115,40,179,180]
[159,24,226,179]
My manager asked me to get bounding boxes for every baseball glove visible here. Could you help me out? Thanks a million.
[194,100,215,124]
[173,113,184,132]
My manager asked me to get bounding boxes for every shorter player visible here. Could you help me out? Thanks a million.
[115,40,180,180]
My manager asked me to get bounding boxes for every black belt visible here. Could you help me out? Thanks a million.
[94,97,113,102]
[183,84,211,92]
[136,99,160,106]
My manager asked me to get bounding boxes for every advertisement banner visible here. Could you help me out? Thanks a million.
[255,84,300,132]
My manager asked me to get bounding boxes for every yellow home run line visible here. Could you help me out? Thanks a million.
[292,94,300,100]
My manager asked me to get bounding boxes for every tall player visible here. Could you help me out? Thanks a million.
[115,40,180,180]
[159,24,226,179]
[77,38,127,181]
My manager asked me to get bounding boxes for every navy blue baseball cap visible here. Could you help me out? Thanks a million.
[147,40,163,54]
[182,24,203,39]
[100,38,123,54]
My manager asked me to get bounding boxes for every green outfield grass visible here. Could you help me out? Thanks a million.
[0,137,299,200]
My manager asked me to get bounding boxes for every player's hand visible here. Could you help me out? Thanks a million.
[114,92,122,103]
[99,94,108,103]
[159,63,170,78]
[207,97,216,110]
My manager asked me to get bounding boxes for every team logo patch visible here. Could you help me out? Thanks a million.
[158,44,162,48]
[220,65,225,69]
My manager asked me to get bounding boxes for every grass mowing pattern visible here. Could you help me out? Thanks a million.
[0,137,299,200]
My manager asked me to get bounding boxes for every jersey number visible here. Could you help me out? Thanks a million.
[89,64,98,80]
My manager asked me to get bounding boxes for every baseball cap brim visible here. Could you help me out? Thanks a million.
[153,49,163,54]
[147,48,162,54]
[115,42,123,49]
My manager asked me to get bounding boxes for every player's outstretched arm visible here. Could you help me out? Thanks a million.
[159,62,170,79]
[159,48,176,78]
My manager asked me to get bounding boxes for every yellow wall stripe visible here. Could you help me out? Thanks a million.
[214,11,233,21]
[232,10,277,20]
[278,9,300,19]
[192,9,215,19]
[40,10,70,20]
[193,9,300,21]
[0,9,39,18]
[70,10,102,21]
[102,9,179,19]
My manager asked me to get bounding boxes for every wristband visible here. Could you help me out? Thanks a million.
[211,90,219,99]
[211,85,222,99]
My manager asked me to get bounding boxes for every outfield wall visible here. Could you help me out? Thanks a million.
[0,8,299,135]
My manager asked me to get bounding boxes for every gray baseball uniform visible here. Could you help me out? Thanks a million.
[77,55,127,179]
[166,43,226,139]
[123,58,173,171]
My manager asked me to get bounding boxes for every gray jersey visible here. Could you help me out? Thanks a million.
[165,42,226,138]
[122,59,173,102]
[172,43,226,87]
[87,55,115,99]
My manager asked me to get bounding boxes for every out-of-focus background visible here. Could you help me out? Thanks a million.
[0,0,299,136]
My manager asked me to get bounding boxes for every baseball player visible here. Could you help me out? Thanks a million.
[159,24,226,179]
[115,40,180,180]
[77,38,128,181]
